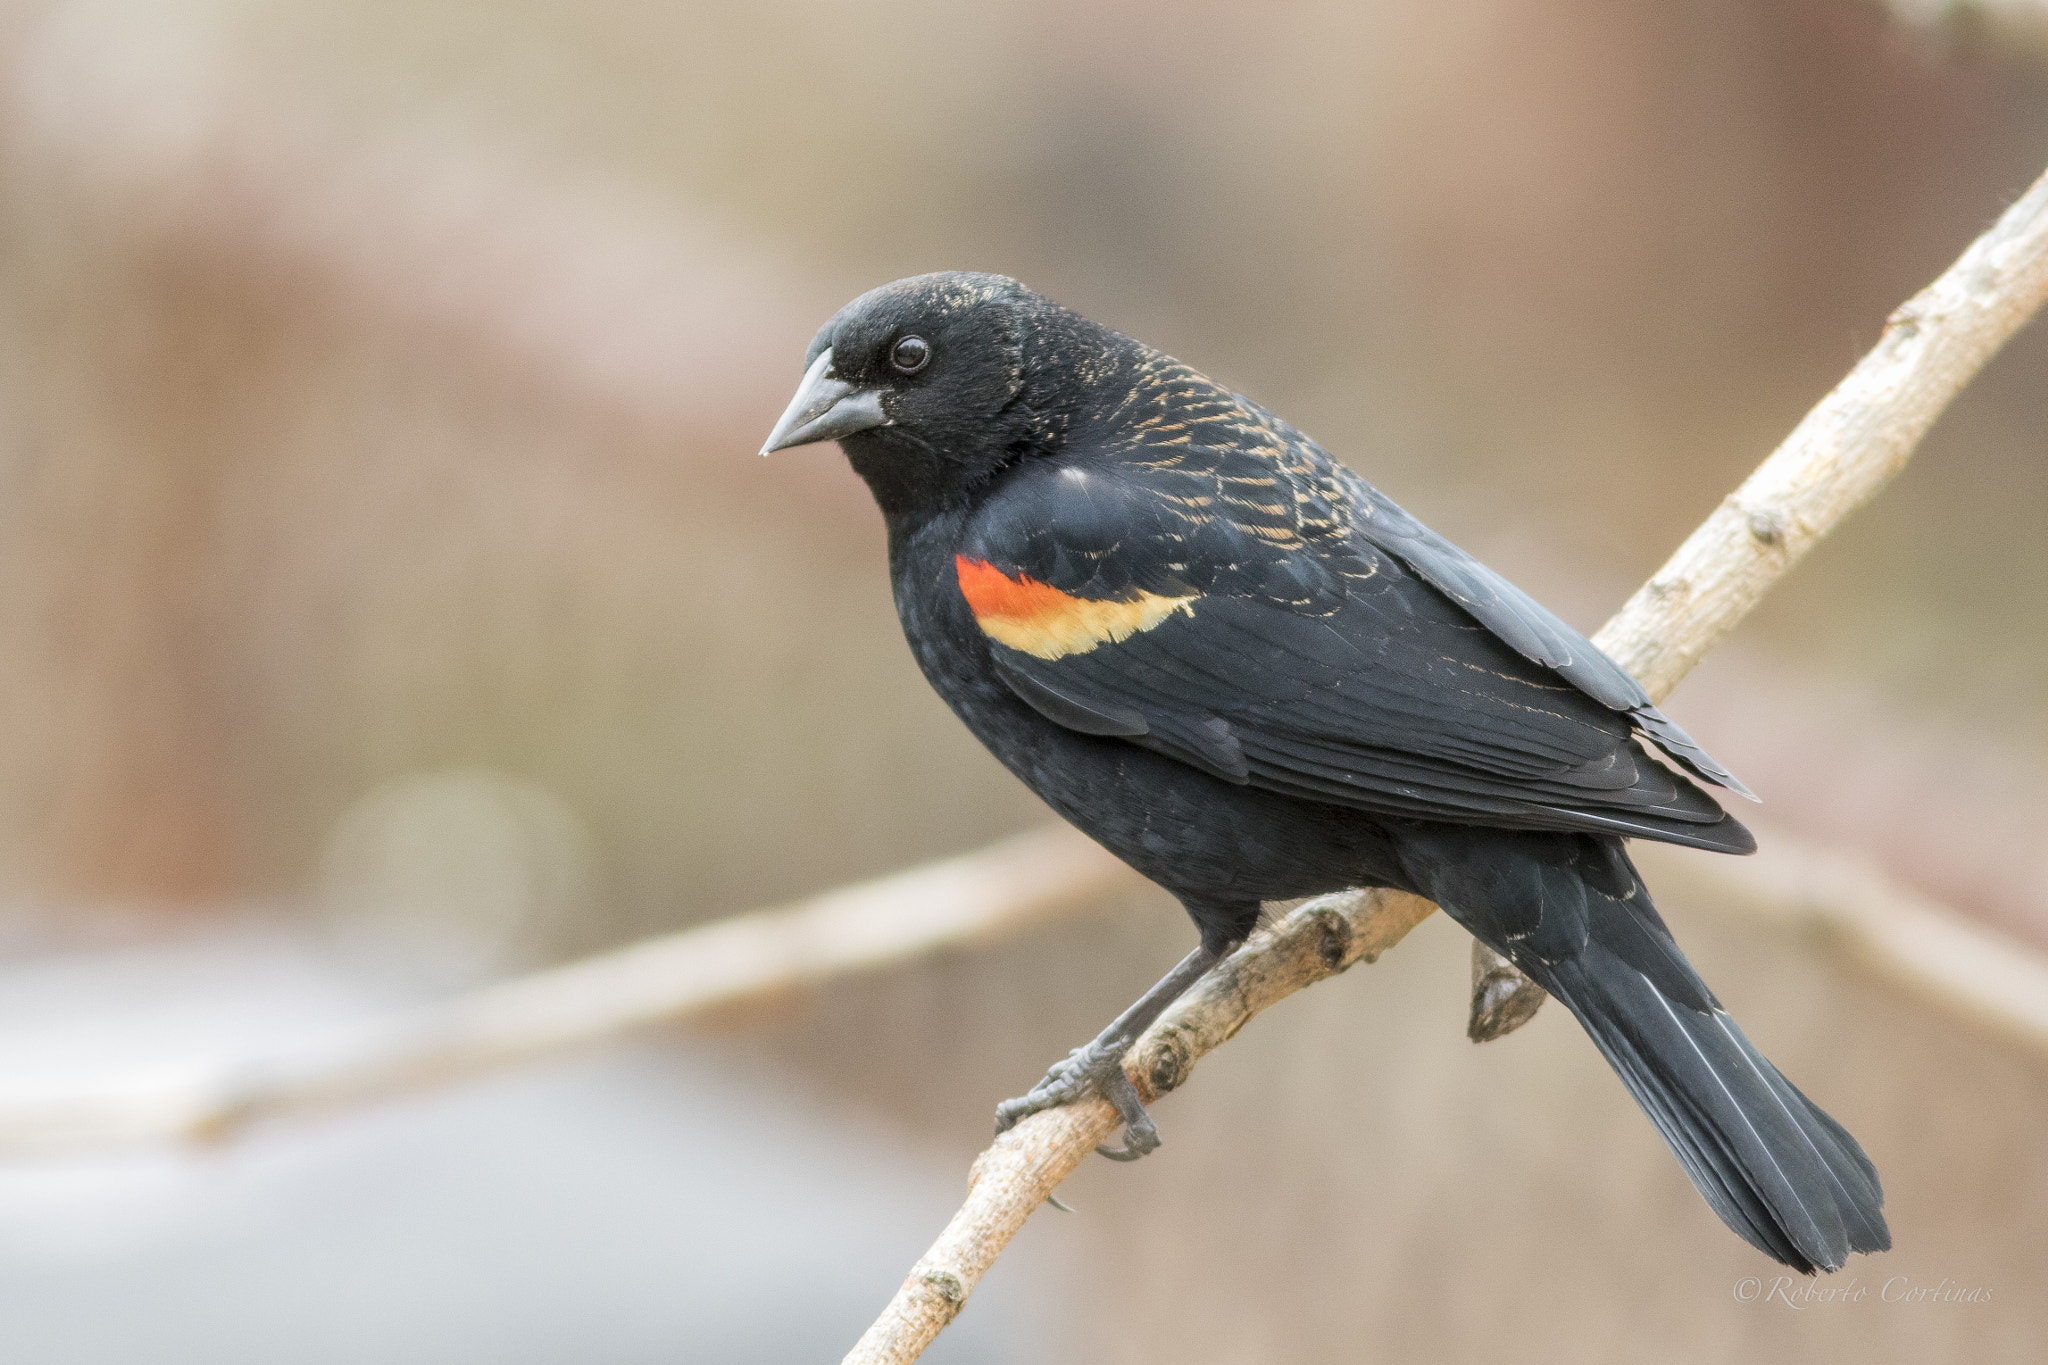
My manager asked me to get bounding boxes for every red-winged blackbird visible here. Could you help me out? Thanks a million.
[763,272,1887,1273]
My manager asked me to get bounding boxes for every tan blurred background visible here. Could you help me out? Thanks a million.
[0,0,2043,1361]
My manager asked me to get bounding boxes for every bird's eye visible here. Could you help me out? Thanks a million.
[890,335,931,374]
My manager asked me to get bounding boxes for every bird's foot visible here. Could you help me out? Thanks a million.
[993,1043,1161,1161]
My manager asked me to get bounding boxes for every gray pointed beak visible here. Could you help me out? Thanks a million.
[759,348,890,454]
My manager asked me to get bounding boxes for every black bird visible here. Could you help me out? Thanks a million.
[761,272,1888,1273]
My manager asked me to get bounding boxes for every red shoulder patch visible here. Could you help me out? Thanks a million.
[954,556,1196,661]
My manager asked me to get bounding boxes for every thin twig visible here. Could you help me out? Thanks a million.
[0,827,1140,1156]
[842,162,2048,1365]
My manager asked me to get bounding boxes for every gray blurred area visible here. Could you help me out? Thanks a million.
[0,928,1055,1362]
[0,0,2043,1360]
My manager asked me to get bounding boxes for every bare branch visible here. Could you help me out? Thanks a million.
[0,827,1139,1156]
[1472,148,2048,1036]
[844,162,2048,1365]
[1590,166,2048,695]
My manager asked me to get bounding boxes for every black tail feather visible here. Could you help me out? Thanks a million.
[1398,826,1889,1272]
[1541,948,1889,1271]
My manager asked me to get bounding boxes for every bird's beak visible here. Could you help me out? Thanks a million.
[759,348,890,455]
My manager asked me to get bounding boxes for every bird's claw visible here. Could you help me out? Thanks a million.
[993,1042,1163,1161]
[993,1045,1100,1133]
[1092,1066,1160,1160]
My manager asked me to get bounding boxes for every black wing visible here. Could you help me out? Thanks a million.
[955,358,1752,853]
[1328,454,1753,797]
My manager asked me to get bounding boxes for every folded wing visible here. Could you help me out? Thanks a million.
[955,391,1754,854]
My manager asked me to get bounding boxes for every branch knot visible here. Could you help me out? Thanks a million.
[914,1264,968,1308]
[1137,1023,1198,1098]
[1306,905,1355,971]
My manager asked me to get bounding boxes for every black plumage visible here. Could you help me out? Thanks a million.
[761,271,1887,1273]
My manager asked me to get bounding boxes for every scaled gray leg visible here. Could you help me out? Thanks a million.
[993,944,1222,1160]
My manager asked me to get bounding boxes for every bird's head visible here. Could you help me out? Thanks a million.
[761,271,1117,518]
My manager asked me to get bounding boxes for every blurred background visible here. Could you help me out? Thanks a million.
[0,0,2043,1360]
